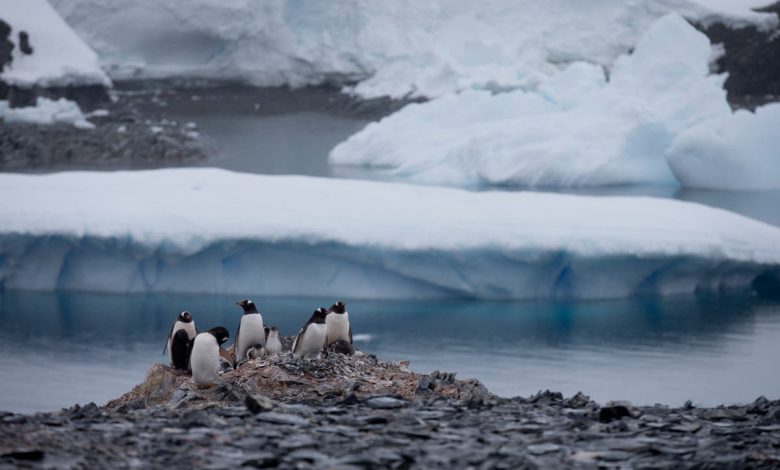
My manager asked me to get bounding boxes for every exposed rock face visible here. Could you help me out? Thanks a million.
[698,2,780,108]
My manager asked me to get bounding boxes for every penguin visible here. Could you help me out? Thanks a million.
[190,326,229,388]
[292,308,329,359]
[265,326,283,355]
[164,311,196,365]
[246,343,267,360]
[326,301,352,346]
[170,329,193,370]
[235,300,265,361]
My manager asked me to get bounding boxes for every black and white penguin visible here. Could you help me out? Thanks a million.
[265,326,282,355]
[292,308,329,359]
[326,301,352,346]
[190,326,229,387]
[170,329,193,371]
[235,300,265,361]
[246,343,267,360]
[164,311,196,366]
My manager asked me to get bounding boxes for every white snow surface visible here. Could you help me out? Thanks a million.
[666,103,780,190]
[330,14,780,190]
[48,0,777,99]
[0,0,111,88]
[0,168,779,299]
[0,97,94,128]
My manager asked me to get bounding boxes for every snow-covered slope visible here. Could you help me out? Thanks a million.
[0,0,110,88]
[0,97,94,128]
[1,169,778,299]
[330,14,780,190]
[48,0,777,99]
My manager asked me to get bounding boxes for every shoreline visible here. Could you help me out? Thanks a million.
[2,352,779,468]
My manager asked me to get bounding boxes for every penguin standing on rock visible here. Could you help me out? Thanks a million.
[265,326,283,355]
[235,300,265,362]
[164,311,196,368]
[326,301,352,346]
[190,326,230,387]
[292,308,329,359]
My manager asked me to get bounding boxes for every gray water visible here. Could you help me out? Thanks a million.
[1,290,779,413]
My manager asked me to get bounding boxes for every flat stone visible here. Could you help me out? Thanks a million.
[255,412,308,426]
[526,443,561,455]
[365,396,408,409]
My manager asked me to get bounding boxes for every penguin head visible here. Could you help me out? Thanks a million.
[236,299,259,314]
[270,326,278,332]
[311,307,329,324]
[330,301,347,314]
[178,311,193,323]
[207,326,230,345]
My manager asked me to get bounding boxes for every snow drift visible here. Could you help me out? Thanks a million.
[48,0,777,99]
[0,96,94,128]
[1,169,779,299]
[0,0,110,88]
[329,13,780,190]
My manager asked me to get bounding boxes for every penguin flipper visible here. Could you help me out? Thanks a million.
[323,334,329,351]
[234,323,241,357]
[349,326,353,344]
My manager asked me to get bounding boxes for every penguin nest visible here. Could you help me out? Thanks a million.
[107,351,490,411]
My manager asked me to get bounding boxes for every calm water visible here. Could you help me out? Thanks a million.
[1,290,779,413]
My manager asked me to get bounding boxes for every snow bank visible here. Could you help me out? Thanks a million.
[666,103,780,190]
[48,0,777,99]
[0,97,94,128]
[330,14,732,188]
[1,168,779,299]
[0,0,110,88]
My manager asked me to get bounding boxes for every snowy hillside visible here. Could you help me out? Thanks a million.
[48,0,776,99]
[1,169,779,299]
[330,14,780,190]
[0,0,110,88]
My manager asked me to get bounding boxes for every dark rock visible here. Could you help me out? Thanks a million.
[1,450,44,461]
[18,30,32,55]
[599,405,632,423]
[564,391,591,409]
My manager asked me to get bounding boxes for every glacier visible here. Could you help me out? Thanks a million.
[329,14,780,190]
[1,168,779,299]
[47,0,777,99]
[0,0,110,88]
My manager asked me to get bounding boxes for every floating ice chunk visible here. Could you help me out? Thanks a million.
[330,14,730,188]
[0,168,778,299]
[0,0,111,88]
[666,103,780,190]
[0,97,94,128]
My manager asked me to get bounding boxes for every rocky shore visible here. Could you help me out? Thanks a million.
[2,351,779,469]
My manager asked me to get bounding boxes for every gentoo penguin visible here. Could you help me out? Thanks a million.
[190,326,229,388]
[235,300,265,361]
[326,301,352,346]
[265,326,283,355]
[170,329,193,370]
[164,311,196,365]
[246,343,267,360]
[292,308,329,359]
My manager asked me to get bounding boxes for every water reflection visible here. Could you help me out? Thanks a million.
[1,291,779,412]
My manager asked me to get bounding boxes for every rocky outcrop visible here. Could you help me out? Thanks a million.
[698,2,780,108]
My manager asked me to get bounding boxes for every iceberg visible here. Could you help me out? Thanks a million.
[666,103,780,190]
[329,14,731,188]
[0,168,778,299]
[48,0,776,99]
[0,0,110,88]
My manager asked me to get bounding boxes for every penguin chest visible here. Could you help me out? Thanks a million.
[237,314,265,357]
[295,323,326,357]
[326,313,350,345]
[190,334,219,386]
